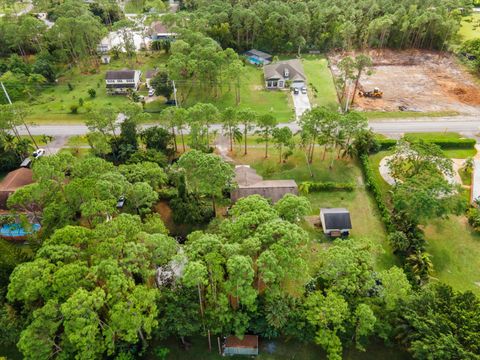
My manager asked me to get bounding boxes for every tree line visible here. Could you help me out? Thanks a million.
[177,0,470,53]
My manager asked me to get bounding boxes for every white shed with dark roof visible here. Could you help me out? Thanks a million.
[320,208,352,237]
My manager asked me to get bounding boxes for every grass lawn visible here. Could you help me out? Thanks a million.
[230,147,395,270]
[363,110,460,120]
[27,52,169,124]
[145,337,410,360]
[179,64,294,122]
[302,55,338,110]
[424,216,480,294]
[460,14,480,42]
[368,148,480,294]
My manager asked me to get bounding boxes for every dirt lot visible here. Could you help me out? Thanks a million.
[329,50,480,113]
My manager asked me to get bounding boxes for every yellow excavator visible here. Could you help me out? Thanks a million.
[359,87,383,98]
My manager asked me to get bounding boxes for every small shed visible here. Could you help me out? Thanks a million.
[223,335,259,356]
[320,208,352,237]
[0,168,34,209]
[231,165,298,203]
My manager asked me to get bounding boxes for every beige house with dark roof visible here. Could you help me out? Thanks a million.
[264,59,306,89]
[231,165,298,203]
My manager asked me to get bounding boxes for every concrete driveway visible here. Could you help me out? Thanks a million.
[292,91,311,121]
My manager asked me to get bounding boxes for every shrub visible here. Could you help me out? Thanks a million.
[88,88,96,98]
[359,154,393,231]
[67,82,74,91]
[78,98,84,107]
[299,181,355,194]
[157,188,178,200]
[378,138,476,151]
[69,104,79,114]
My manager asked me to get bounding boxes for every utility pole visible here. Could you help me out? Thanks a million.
[172,80,180,107]
[1,82,39,149]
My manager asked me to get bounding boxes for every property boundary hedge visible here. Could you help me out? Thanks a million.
[377,138,476,151]
[300,181,355,192]
[359,154,394,231]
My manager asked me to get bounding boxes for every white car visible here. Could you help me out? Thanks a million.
[32,149,46,159]
[148,88,155,97]
[301,86,307,94]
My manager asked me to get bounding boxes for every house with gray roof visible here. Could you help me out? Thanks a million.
[105,70,141,95]
[231,165,298,203]
[264,59,306,90]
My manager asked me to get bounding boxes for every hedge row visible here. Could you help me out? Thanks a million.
[300,181,355,192]
[377,138,476,151]
[359,154,394,231]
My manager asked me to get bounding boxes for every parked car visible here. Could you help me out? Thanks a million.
[32,149,46,159]
[148,88,155,97]
[301,86,307,94]
[293,88,299,95]
[116,196,126,209]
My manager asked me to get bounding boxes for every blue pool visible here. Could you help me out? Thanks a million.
[248,56,264,65]
[0,223,41,238]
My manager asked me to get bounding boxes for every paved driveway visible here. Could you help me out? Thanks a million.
[292,91,311,121]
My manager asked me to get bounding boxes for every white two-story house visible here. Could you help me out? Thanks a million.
[105,70,141,95]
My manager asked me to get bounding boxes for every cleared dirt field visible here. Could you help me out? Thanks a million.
[329,50,480,113]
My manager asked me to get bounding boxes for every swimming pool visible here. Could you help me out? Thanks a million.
[248,56,264,65]
[0,223,41,238]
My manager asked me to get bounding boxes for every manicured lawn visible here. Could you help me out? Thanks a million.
[424,216,480,294]
[230,148,394,270]
[27,52,169,123]
[364,110,460,120]
[403,132,463,141]
[460,14,480,42]
[302,55,338,110]
[180,64,294,122]
[124,0,145,13]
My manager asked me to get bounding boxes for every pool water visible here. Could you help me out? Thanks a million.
[248,56,264,65]
[0,223,41,237]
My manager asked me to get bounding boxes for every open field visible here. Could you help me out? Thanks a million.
[330,50,480,114]
[460,13,480,42]
[26,53,169,123]
[302,55,338,109]
[228,147,395,270]
[179,64,294,122]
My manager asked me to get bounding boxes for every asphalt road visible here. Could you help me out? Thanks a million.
[15,115,480,141]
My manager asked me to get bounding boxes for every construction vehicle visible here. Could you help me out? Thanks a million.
[359,87,383,98]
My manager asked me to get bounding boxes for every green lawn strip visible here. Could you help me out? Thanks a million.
[179,64,294,122]
[459,167,473,186]
[424,216,480,295]
[442,148,477,159]
[66,135,89,147]
[364,110,460,120]
[301,55,338,110]
[124,0,145,13]
[242,149,393,270]
[403,132,462,141]
[460,13,480,42]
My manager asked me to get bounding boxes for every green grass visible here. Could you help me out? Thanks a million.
[302,55,338,109]
[442,148,477,158]
[364,110,460,120]
[179,64,294,122]
[460,14,480,42]
[124,0,145,13]
[144,337,410,360]
[424,216,480,294]
[232,148,394,270]
[403,132,463,141]
[27,52,169,124]
[459,168,473,186]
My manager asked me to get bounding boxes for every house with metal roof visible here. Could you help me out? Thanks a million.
[0,168,34,209]
[320,208,352,237]
[105,70,141,94]
[231,165,298,203]
[264,59,306,90]
[223,335,259,356]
